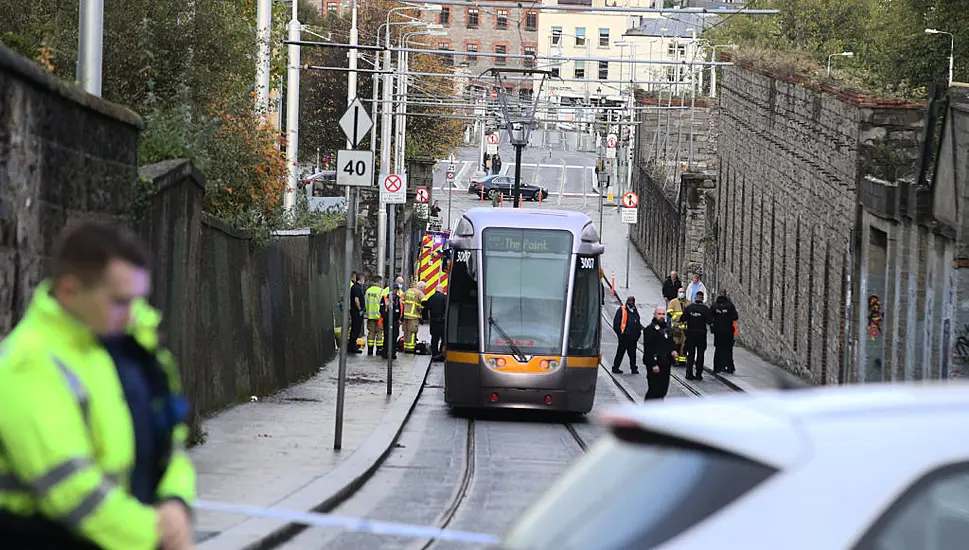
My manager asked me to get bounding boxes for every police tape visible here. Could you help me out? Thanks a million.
[194,500,502,545]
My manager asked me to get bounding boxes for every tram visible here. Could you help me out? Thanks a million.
[443,208,605,413]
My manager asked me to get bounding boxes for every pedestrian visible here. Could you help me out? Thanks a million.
[682,290,713,380]
[430,200,441,217]
[422,284,447,361]
[380,286,403,359]
[364,277,384,355]
[0,220,196,549]
[661,270,681,303]
[712,292,739,374]
[666,287,689,367]
[685,273,708,305]
[612,295,642,374]
[349,273,365,353]
[642,306,678,400]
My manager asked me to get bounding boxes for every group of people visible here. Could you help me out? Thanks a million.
[347,272,447,361]
[611,269,739,400]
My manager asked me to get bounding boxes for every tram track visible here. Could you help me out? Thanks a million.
[419,418,476,550]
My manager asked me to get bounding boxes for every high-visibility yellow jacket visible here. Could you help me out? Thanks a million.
[365,285,383,320]
[0,280,196,549]
[403,288,423,319]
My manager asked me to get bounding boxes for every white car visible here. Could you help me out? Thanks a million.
[501,383,969,550]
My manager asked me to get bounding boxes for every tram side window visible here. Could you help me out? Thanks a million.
[568,255,601,355]
[446,251,479,351]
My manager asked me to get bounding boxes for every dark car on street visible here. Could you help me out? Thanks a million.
[467,174,549,201]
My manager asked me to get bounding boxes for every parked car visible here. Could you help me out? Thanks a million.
[501,383,969,549]
[467,174,549,201]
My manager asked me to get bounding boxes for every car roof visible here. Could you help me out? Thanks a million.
[599,382,969,469]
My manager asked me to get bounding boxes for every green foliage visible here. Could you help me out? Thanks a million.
[706,0,969,98]
[289,190,348,233]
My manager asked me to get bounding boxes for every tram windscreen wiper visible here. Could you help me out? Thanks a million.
[488,299,528,363]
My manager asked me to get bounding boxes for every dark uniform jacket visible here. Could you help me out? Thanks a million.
[711,297,739,334]
[642,319,676,367]
[682,303,713,335]
[380,293,403,325]
[350,282,365,314]
[613,305,642,340]
[662,277,682,302]
[422,292,447,323]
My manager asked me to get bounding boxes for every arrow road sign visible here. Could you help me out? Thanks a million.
[622,191,639,208]
[380,173,406,204]
[415,187,429,203]
[336,150,374,187]
[339,98,373,148]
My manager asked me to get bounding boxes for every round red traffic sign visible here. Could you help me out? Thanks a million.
[415,187,429,203]
[490,90,497,98]
[487,133,499,145]
[607,137,617,148]
[446,171,455,180]
[384,174,402,192]
[622,192,638,208]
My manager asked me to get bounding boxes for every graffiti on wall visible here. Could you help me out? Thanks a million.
[867,295,883,340]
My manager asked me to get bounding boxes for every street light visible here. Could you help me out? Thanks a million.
[706,43,737,98]
[826,51,854,76]
[925,28,955,87]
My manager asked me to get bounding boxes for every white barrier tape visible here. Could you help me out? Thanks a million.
[194,500,501,545]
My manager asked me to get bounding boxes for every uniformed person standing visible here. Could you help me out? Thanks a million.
[0,220,196,549]
[380,287,403,359]
[712,293,739,374]
[612,296,642,374]
[666,288,689,366]
[422,284,447,361]
[348,273,365,354]
[364,277,384,355]
[682,290,713,381]
[402,281,426,353]
[642,306,677,400]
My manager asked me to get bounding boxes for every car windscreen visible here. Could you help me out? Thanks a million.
[501,428,778,550]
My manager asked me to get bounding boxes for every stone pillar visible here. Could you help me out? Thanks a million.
[679,171,718,278]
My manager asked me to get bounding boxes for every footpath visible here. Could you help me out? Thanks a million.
[191,324,433,549]
[597,204,807,391]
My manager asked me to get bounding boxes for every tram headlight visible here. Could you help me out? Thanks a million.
[540,359,559,370]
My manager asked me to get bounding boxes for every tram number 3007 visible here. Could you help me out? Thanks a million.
[580,257,595,269]
[456,250,472,263]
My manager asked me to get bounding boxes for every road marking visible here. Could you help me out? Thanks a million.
[557,159,567,205]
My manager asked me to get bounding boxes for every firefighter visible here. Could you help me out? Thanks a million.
[380,288,403,359]
[666,287,689,366]
[402,281,427,353]
[364,277,384,355]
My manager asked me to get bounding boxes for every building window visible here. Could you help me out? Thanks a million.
[668,43,686,57]
[466,42,479,62]
[599,28,610,47]
[574,60,585,79]
[523,45,536,68]
[598,61,608,80]
[496,8,508,29]
[525,11,538,30]
[495,44,507,65]
[665,66,677,81]
[551,67,560,78]
[575,27,586,47]
[467,8,479,27]
[551,26,562,46]
[439,7,450,25]
[438,40,451,51]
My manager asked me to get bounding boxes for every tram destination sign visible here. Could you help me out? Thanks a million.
[483,229,572,254]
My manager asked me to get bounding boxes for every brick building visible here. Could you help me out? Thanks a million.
[421,1,539,98]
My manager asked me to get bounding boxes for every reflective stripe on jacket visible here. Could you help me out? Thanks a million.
[365,285,383,320]
[403,288,422,319]
[0,281,195,550]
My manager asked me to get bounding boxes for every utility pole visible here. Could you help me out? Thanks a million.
[77,0,104,96]
[255,0,272,111]
[284,1,301,211]
[378,22,395,282]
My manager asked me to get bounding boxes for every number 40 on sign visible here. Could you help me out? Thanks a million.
[336,149,374,187]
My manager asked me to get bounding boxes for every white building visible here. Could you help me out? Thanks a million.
[622,12,718,96]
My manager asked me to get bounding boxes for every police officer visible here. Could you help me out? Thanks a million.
[364,277,384,355]
[712,292,739,374]
[642,306,677,400]
[612,296,642,374]
[0,220,196,549]
[349,273,365,353]
[682,290,713,380]
[422,284,447,361]
[380,286,403,359]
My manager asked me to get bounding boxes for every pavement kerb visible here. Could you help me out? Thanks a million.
[600,274,746,392]
[198,357,434,550]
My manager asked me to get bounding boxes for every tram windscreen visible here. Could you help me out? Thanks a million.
[482,228,573,356]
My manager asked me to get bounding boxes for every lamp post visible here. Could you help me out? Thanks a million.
[706,43,737,98]
[925,28,954,87]
[77,0,104,96]
[284,0,301,212]
[826,51,854,76]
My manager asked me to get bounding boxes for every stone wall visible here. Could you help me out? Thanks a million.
[635,96,719,187]
[715,61,925,384]
[0,44,142,334]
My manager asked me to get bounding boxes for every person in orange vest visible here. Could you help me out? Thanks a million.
[612,295,642,374]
